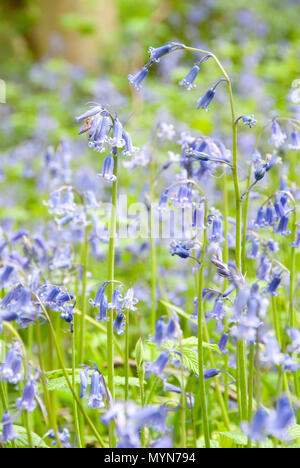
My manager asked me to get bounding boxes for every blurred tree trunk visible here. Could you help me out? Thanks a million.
[26,0,118,70]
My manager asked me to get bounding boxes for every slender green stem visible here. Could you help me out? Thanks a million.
[35,313,60,447]
[78,226,89,365]
[289,210,296,329]
[197,201,210,448]
[124,309,129,400]
[203,321,231,430]
[107,150,118,446]
[72,324,82,448]
[34,296,106,447]
[254,331,261,408]
[185,44,247,422]
[150,132,158,342]
[272,296,282,348]
[247,343,255,422]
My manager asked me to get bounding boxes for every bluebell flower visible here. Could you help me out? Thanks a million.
[174,185,192,208]
[288,130,300,150]
[241,408,268,441]
[264,273,281,296]
[75,105,102,123]
[101,401,172,448]
[192,202,205,230]
[274,200,285,219]
[179,64,200,90]
[241,114,257,128]
[254,164,266,181]
[206,297,226,321]
[93,112,112,149]
[169,240,191,259]
[108,288,123,313]
[98,155,117,183]
[88,371,105,409]
[122,288,138,311]
[134,404,169,433]
[268,120,287,148]
[247,237,260,259]
[1,412,17,443]
[283,354,299,373]
[16,380,37,413]
[109,116,125,148]
[79,368,89,398]
[209,217,224,244]
[0,344,22,383]
[261,335,283,366]
[44,189,76,215]
[148,44,172,62]
[145,351,169,378]
[122,130,138,156]
[158,190,169,211]
[275,214,290,236]
[0,265,15,288]
[265,204,275,226]
[255,206,265,228]
[89,285,109,322]
[256,254,271,281]
[286,327,300,353]
[266,396,294,440]
[47,428,72,448]
[83,190,100,210]
[0,285,35,326]
[204,368,220,379]
[218,333,229,353]
[128,67,149,91]
[196,88,215,111]
[39,284,76,324]
[113,313,125,335]
[267,239,279,253]
[152,318,165,346]
[89,285,106,308]
[291,231,300,247]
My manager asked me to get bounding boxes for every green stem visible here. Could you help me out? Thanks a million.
[197,202,210,448]
[107,150,118,446]
[78,226,89,365]
[203,322,231,430]
[150,133,157,343]
[247,344,255,422]
[34,296,106,447]
[35,313,60,447]
[72,324,82,448]
[124,309,129,400]
[185,44,247,422]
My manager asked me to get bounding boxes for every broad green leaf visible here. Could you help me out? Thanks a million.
[289,424,300,439]
[197,439,220,448]
[46,373,141,394]
[216,431,247,447]
[3,426,48,448]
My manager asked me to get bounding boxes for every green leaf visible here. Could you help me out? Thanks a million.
[197,439,220,448]
[289,424,300,439]
[181,336,221,353]
[216,431,247,447]
[45,372,141,394]
[135,337,144,369]
[3,426,48,448]
[180,348,200,375]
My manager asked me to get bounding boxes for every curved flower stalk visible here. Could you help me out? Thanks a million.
[128,42,250,427]
[76,105,137,446]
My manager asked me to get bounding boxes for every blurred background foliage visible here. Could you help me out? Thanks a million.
[0,0,299,220]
